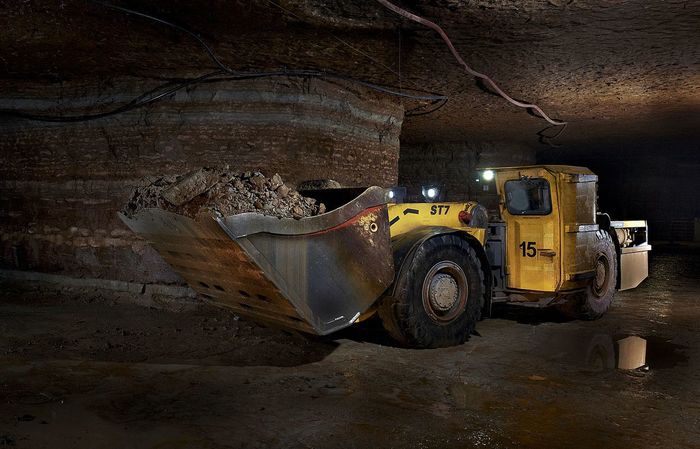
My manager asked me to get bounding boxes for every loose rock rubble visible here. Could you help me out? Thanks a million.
[123,167,325,220]
[297,179,342,190]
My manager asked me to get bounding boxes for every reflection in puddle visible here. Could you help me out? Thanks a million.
[584,334,616,370]
[616,336,646,369]
[583,334,688,371]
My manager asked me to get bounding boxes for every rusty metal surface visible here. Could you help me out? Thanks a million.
[118,187,395,335]
[219,186,391,237]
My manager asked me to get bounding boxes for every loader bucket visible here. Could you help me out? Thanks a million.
[119,186,395,335]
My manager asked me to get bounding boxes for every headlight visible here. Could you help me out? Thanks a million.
[421,185,440,202]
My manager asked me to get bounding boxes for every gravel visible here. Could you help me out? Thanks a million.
[123,167,326,219]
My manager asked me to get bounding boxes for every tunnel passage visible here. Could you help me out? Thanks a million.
[0,0,698,285]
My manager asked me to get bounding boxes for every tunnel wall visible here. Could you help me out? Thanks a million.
[0,77,403,284]
[398,141,535,208]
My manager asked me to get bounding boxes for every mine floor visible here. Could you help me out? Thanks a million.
[1,247,698,449]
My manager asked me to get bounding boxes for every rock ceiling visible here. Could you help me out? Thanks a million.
[1,0,698,149]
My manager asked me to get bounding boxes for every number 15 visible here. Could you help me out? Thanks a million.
[519,241,537,257]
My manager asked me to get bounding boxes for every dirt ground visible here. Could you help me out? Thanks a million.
[1,246,698,449]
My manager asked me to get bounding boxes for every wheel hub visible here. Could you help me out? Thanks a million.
[593,255,610,297]
[421,261,469,325]
[428,273,459,311]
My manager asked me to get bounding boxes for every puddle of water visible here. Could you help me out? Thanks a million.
[572,333,688,371]
[638,335,689,370]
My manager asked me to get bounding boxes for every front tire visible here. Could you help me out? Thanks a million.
[378,235,484,348]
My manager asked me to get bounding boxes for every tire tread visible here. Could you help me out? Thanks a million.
[378,234,485,348]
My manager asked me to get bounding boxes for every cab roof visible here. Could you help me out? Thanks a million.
[484,165,595,176]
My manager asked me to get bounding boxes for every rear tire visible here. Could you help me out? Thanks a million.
[556,230,618,320]
[378,234,484,348]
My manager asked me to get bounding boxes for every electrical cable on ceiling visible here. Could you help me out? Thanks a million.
[88,0,236,74]
[1,71,223,122]
[210,70,446,101]
[405,97,449,117]
[263,0,402,85]
[374,0,567,127]
[1,0,448,122]
[0,69,445,122]
[95,0,447,102]
[262,0,450,116]
[538,123,568,147]
[397,25,402,102]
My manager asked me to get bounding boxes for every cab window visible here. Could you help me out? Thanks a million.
[504,178,552,215]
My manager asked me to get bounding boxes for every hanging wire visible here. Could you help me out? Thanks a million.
[206,69,446,101]
[0,68,448,122]
[0,70,224,122]
[405,97,449,117]
[374,0,567,127]
[263,0,404,84]
[1,0,448,122]
[397,23,403,107]
[88,0,236,74]
[538,123,568,147]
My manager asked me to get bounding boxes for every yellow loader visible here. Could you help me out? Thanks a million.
[120,165,650,348]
